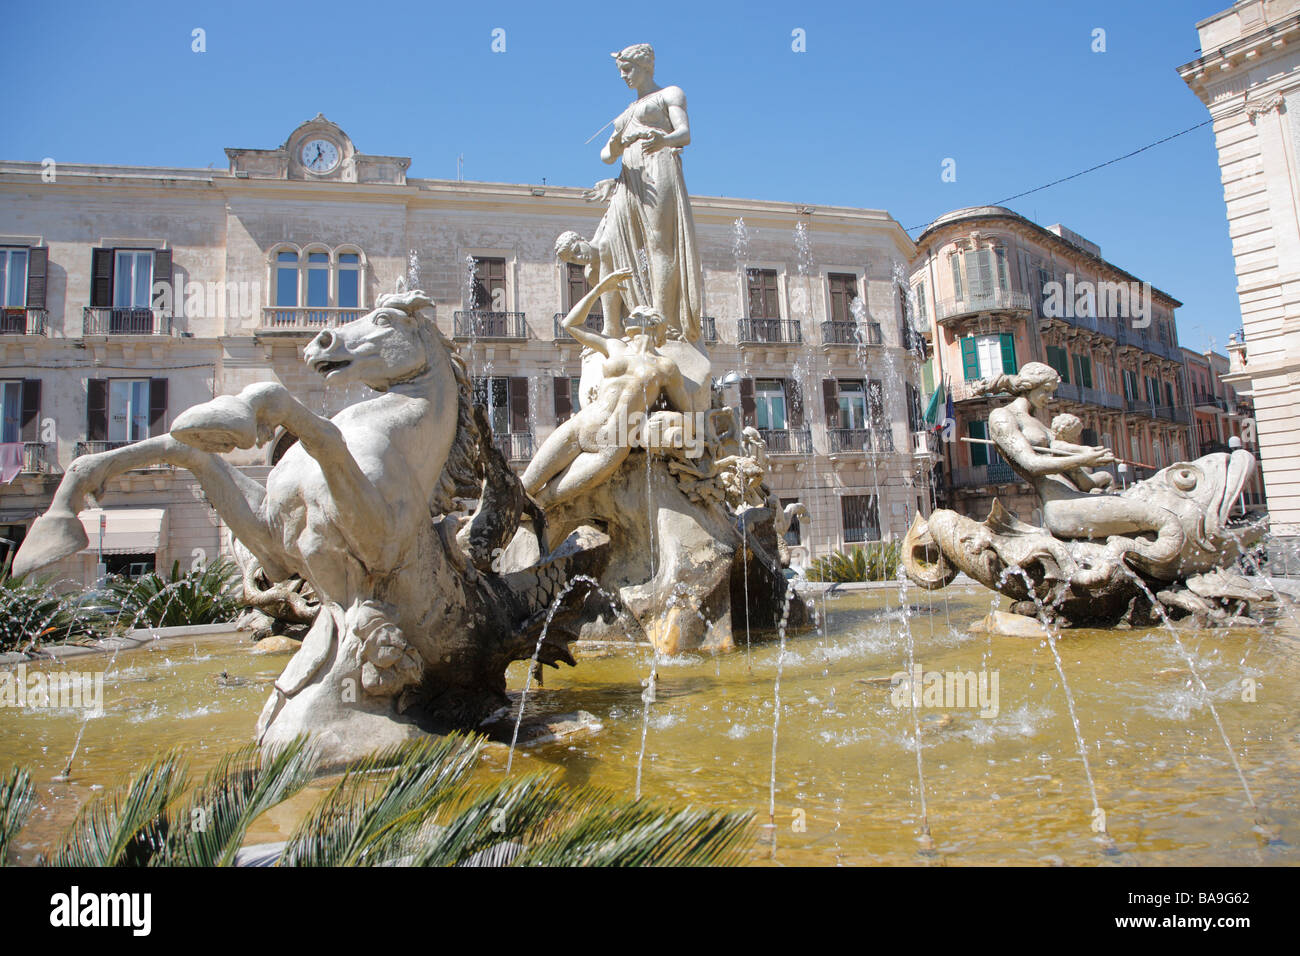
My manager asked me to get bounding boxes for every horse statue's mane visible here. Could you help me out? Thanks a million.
[371,288,483,516]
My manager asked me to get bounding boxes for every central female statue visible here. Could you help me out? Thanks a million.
[599,42,703,344]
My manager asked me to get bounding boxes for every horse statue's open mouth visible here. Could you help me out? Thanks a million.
[311,358,353,378]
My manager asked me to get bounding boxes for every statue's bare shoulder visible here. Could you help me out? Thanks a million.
[658,85,687,108]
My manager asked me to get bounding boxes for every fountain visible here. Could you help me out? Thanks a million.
[4,43,1296,869]
[10,41,803,769]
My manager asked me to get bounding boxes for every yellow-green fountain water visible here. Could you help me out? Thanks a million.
[4,584,1298,866]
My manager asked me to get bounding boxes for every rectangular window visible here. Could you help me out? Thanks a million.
[1072,353,1093,389]
[868,379,892,451]
[107,379,151,443]
[470,257,507,311]
[913,283,927,323]
[306,252,330,308]
[754,379,787,430]
[828,273,858,323]
[0,248,28,308]
[473,377,510,435]
[746,268,780,319]
[275,251,298,307]
[1046,344,1070,383]
[0,381,20,443]
[113,250,153,309]
[841,494,880,544]
[1124,369,1139,402]
[337,256,360,309]
[835,380,865,429]
[906,382,923,433]
[974,334,1003,379]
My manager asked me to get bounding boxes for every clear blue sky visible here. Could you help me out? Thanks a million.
[2,0,1238,351]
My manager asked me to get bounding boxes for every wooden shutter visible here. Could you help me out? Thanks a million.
[87,379,109,441]
[25,247,48,309]
[821,378,838,424]
[739,377,756,427]
[148,378,168,436]
[20,380,40,442]
[999,333,1017,374]
[950,255,963,300]
[509,376,529,432]
[153,249,172,310]
[968,420,988,466]
[553,376,571,423]
[785,378,803,427]
[960,336,978,381]
[91,249,114,308]
[566,263,588,312]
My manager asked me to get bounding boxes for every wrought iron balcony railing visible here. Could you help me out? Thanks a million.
[0,308,48,336]
[738,318,802,345]
[454,310,527,340]
[492,431,534,462]
[820,320,882,346]
[936,289,1031,322]
[950,461,1018,487]
[552,311,604,339]
[757,427,811,455]
[700,315,718,344]
[261,307,363,330]
[912,430,939,457]
[83,307,172,336]
[828,427,895,454]
[17,442,51,474]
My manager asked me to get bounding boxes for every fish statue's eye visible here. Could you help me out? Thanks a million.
[1171,468,1198,491]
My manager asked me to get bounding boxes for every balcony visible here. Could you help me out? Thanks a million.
[454,311,527,340]
[15,442,53,474]
[1156,405,1190,425]
[83,307,172,336]
[935,289,1031,324]
[0,308,48,336]
[1054,382,1124,410]
[912,430,940,457]
[261,307,363,332]
[738,318,802,345]
[492,431,534,462]
[820,320,882,347]
[950,461,1018,487]
[553,311,604,339]
[949,379,990,403]
[1194,393,1227,413]
[828,427,895,454]
[757,427,811,455]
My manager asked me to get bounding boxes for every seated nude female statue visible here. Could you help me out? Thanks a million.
[522,268,693,509]
[975,362,1189,573]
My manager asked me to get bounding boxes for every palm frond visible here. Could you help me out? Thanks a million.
[162,736,319,867]
[0,765,35,863]
[52,751,188,867]
[510,795,754,867]
[280,733,483,866]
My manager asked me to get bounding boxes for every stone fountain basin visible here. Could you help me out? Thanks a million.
[2,585,1298,866]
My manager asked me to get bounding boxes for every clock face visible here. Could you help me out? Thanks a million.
[301,138,340,174]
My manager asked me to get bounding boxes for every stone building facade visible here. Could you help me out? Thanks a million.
[0,116,932,584]
[908,206,1194,524]
[1179,0,1300,541]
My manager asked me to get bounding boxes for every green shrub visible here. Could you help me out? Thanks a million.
[806,542,901,583]
[0,574,106,652]
[100,558,243,631]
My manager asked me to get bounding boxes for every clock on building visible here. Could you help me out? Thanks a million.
[300,138,340,174]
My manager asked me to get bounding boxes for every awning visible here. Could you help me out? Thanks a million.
[78,508,168,556]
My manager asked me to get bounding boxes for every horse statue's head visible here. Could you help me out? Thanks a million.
[304,290,441,391]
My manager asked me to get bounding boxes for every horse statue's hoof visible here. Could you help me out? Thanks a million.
[171,396,260,452]
[11,512,89,578]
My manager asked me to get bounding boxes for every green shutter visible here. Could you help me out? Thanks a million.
[1047,345,1069,383]
[960,336,978,381]
[950,255,963,301]
[968,420,988,466]
[999,333,1017,374]
[1080,356,1093,389]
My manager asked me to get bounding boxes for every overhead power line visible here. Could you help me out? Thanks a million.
[906,119,1214,233]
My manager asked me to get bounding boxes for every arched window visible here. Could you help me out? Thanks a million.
[267,245,366,322]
